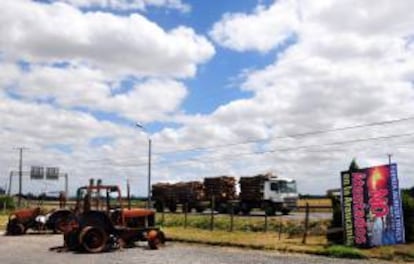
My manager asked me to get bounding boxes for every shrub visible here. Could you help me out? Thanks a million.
[0,195,15,210]
[402,189,414,242]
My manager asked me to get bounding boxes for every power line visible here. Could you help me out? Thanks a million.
[112,130,414,168]
[86,114,414,164]
[152,115,414,155]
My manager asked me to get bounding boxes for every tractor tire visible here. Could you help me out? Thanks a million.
[64,231,80,251]
[6,221,25,236]
[79,226,108,253]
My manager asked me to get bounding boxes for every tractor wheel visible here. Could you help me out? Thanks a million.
[147,230,165,250]
[79,226,108,253]
[64,231,80,251]
[7,221,25,236]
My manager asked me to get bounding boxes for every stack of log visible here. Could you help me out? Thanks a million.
[174,181,205,203]
[203,176,237,202]
[152,181,205,203]
[239,173,273,201]
[152,183,177,202]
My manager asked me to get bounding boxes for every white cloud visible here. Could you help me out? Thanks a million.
[58,0,191,13]
[9,64,187,121]
[154,0,414,193]
[209,0,300,52]
[0,0,213,78]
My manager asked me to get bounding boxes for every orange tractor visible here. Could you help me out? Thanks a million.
[62,184,165,253]
[6,207,44,235]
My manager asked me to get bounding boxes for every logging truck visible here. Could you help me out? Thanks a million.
[152,173,298,215]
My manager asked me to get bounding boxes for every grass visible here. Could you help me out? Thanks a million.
[1,207,413,262]
[0,213,8,229]
[324,245,366,259]
[156,212,330,236]
[163,227,414,261]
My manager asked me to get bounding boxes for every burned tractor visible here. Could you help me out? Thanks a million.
[62,184,164,253]
[6,206,77,235]
[6,207,44,235]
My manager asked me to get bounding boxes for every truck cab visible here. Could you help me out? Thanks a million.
[264,177,298,214]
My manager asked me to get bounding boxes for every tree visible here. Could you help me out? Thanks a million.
[349,158,359,171]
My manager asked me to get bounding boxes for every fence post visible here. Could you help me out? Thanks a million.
[210,195,215,231]
[302,202,310,244]
[278,221,282,240]
[161,201,165,224]
[264,214,268,232]
[184,202,188,229]
[229,203,234,232]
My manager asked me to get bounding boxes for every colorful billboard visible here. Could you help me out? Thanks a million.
[341,163,405,247]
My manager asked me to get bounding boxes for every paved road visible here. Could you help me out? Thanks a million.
[0,233,391,264]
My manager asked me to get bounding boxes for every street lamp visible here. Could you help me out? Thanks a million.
[136,123,152,209]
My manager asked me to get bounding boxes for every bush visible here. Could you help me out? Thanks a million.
[402,189,414,242]
[0,195,15,210]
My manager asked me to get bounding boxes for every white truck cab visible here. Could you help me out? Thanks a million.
[264,177,298,213]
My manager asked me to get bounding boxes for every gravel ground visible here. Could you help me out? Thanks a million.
[0,232,393,264]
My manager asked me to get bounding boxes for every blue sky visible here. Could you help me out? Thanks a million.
[1,0,414,196]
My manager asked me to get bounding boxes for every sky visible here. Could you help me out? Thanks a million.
[1,0,414,196]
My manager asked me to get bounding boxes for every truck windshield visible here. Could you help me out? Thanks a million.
[278,181,297,193]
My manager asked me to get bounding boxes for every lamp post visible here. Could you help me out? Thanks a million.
[136,123,152,209]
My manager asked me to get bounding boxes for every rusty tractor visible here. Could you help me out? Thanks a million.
[6,206,76,235]
[6,207,43,235]
[61,184,165,253]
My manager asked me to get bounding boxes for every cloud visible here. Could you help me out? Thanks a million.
[57,0,191,13]
[209,0,299,52]
[8,64,188,121]
[154,0,414,193]
[0,0,213,78]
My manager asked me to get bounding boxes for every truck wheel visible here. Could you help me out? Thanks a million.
[281,208,290,215]
[79,226,108,253]
[240,203,251,215]
[195,207,204,213]
[217,204,227,214]
[154,202,164,213]
[265,206,276,216]
[168,204,177,213]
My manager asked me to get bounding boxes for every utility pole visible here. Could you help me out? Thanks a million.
[387,153,392,165]
[64,173,69,196]
[148,138,152,209]
[14,147,27,207]
[8,171,13,196]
